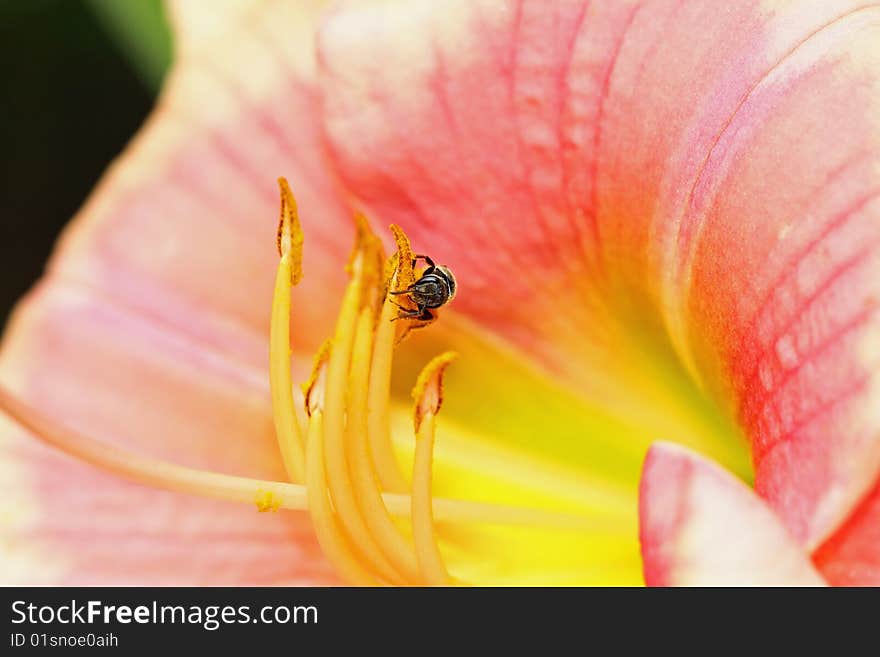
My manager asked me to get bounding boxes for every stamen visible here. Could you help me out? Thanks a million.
[388,224,417,292]
[412,351,457,433]
[322,237,404,584]
[305,410,380,586]
[366,289,411,493]
[301,319,393,585]
[269,177,305,482]
[276,179,305,277]
[388,224,436,334]
[365,225,419,493]
[351,212,386,309]
[411,352,458,585]
[413,411,450,584]
[0,383,303,510]
[0,381,622,534]
[302,339,332,418]
[348,306,422,583]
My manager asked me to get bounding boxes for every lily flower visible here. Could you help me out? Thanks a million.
[1,0,878,585]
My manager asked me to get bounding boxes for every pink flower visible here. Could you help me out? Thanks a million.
[1,0,878,585]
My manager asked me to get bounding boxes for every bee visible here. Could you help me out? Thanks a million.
[390,255,457,321]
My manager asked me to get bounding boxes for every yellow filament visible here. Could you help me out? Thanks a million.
[0,383,300,509]
[270,255,304,483]
[363,224,420,493]
[410,353,457,585]
[323,253,403,584]
[412,411,450,585]
[269,178,305,482]
[305,411,379,586]
[348,307,422,583]
[366,288,410,493]
[363,226,417,495]
[0,380,623,533]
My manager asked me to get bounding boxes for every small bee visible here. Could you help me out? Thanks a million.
[390,254,457,321]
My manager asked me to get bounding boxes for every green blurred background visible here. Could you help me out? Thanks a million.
[0,0,171,324]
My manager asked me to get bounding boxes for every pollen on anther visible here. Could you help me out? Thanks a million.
[276,177,304,284]
[255,488,283,512]
[412,351,458,432]
[302,339,333,417]
[388,224,416,292]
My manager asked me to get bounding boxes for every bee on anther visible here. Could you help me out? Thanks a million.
[390,255,456,322]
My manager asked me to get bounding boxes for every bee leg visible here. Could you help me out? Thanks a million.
[412,254,436,275]
[412,254,435,268]
[391,301,426,321]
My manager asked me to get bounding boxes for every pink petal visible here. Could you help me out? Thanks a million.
[0,282,337,584]
[639,442,825,586]
[318,0,880,559]
[0,1,347,584]
[319,0,640,402]
[813,479,880,586]
[54,0,351,364]
[677,7,880,548]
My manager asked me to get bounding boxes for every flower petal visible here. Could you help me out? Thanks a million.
[675,4,880,548]
[813,479,880,586]
[0,0,347,584]
[319,0,756,490]
[0,282,336,584]
[52,0,351,363]
[317,0,880,559]
[318,0,640,399]
[639,442,825,586]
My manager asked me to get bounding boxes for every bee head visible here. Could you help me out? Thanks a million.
[435,264,456,302]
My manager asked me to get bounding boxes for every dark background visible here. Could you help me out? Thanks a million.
[0,0,165,325]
